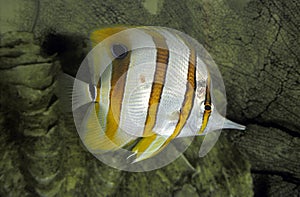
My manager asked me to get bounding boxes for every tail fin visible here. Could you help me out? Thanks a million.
[56,73,94,112]
[56,73,74,113]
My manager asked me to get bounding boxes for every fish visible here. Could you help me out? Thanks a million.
[59,25,245,171]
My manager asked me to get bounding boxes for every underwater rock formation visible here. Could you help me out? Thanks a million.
[0,32,62,196]
[0,0,299,196]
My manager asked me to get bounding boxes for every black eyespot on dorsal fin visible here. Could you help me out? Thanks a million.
[111,43,128,59]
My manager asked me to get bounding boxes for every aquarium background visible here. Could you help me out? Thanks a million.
[0,0,299,196]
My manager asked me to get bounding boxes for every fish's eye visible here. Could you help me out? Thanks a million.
[111,43,128,59]
[200,101,213,112]
[204,105,211,111]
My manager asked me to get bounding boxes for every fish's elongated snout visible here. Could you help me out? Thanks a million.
[204,111,246,133]
[223,118,246,130]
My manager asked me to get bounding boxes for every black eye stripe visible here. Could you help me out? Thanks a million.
[111,43,128,59]
[89,83,96,101]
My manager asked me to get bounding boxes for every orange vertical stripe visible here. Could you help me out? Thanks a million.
[157,46,197,152]
[132,30,169,154]
[105,52,131,142]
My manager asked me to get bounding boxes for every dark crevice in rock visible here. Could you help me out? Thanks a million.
[46,94,58,110]
[0,39,32,48]
[41,33,75,56]
[245,118,300,137]
[252,169,300,185]
[0,51,24,58]
[253,183,268,197]
[0,60,53,70]
[47,121,58,134]
[0,79,55,92]
[41,32,88,76]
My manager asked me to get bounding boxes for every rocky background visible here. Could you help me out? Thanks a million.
[0,0,299,196]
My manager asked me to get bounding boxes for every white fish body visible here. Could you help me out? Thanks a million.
[60,26,245,171]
